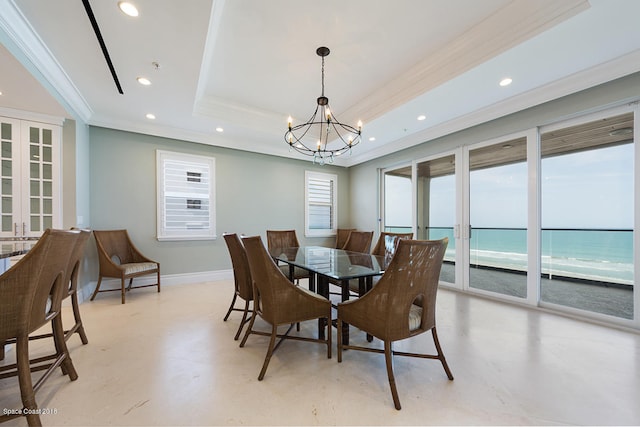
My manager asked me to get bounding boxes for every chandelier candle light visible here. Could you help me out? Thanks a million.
[285,46,363,164]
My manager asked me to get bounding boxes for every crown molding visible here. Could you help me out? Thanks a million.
[343,49,640,167]
[341,0,589,126]
[0,0,92,122]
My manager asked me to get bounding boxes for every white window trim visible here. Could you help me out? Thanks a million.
[305,170,337,238]
[156,150,216,241]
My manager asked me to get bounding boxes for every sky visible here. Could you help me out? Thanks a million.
[386,142,633,230]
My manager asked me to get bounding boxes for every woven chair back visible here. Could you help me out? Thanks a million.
[335,228,356,249]
[65,229,91,295]
[223,233,253,301]
[342,230,374,253]
[266,229,300,252]
[93,229,137,264]
[352,238,448,341]
[0,229,79,338]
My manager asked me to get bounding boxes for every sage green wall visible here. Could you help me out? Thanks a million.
[349,72,640,229]
[89,127,350,275]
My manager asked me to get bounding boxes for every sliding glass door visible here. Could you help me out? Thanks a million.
[416,153,457,284]
[467,137,528,298]
[379,106,637,328]
[540,112,634,319]
[382,166,412,233]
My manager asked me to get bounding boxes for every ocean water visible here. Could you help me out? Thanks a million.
[425,228,634,285]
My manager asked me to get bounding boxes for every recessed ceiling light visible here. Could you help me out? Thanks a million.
[609,127,633,136]
[417,115,426,121]
[499,77,513,87]
[0,91,3,96]
[118,2,139,17]
[137,77,151,86]
[146,113,156,120]
[369,137,376,142]
[215,127,224,133]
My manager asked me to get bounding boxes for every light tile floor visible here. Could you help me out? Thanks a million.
[1,279,639,426]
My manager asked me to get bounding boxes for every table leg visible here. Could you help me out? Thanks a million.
[341,279,350,346]
[308,272,316,293]
[317,275,328,339]
[365,276,374,342]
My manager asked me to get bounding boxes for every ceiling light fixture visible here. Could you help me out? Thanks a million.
[499,77,513,87]
[215,127,224,133]
[609,127,633,136]
[417,115,426,121]
[118,1,139,17]
[285,46,362,165]
[137,77,151,86]
[369,137,376,142]
[146,113,155,120]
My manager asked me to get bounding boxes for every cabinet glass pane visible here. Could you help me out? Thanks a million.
[43,216,52,230]
[30,180,40,196]
[43,198,52,215]
[1,178,11,195]
[43,181,52,197]
[2,216,11,232]
[30,144,39,161]
[29,127,39,143]
[2,197,11,213]
[1,123,11,140]
[30,198,40,214]
[43,146,52,162]
[1,141,11,158]
[43,164,52,180]
[43,129,52,145]
[1,160,11,177]
[31,216,40,232]
[30,162,39,179]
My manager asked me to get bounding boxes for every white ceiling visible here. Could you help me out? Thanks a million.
[1,0,640,166]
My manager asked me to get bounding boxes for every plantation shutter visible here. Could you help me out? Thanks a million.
[305,171,337,237]
[157,150,216,240]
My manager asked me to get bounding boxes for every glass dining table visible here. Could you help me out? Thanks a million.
[269,246,385,345]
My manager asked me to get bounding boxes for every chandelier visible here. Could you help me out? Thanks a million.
[285,46,362,165]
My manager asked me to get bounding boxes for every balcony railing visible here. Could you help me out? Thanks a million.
[388,226,633,287]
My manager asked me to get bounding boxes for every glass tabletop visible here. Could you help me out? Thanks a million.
[270,246,384,281]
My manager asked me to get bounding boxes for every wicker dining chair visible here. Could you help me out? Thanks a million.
[337,238,453,410]
[335,228,356,249]
[240,236,331,381]
[222,233,254,340]
[63,228,91,343]
[0,229,80,426]
[341,230,374,253]
[266,229,310,283]
[371,232,414,263]
[343,231,414,297]
[328,230,374,295]
[90,229,160,304]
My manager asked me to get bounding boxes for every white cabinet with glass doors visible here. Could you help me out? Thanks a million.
[0,116,61,239]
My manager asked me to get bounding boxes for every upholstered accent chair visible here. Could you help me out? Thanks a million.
[90,229,160,304]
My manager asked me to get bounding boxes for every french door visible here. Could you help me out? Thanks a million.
[382,105,638,328]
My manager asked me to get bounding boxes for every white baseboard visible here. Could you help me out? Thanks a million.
[78,269,233,303]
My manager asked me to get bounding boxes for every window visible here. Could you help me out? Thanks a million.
[156,150,215,241]
[305,171,337,237]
